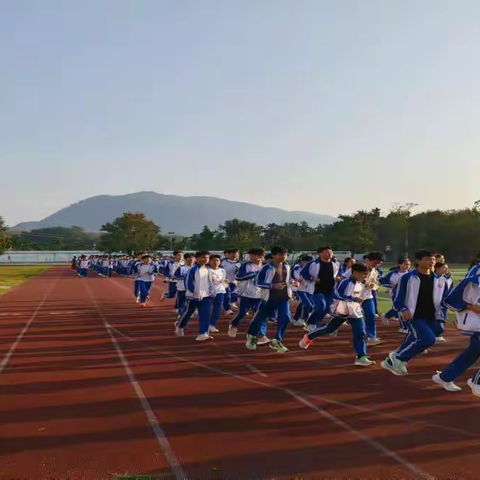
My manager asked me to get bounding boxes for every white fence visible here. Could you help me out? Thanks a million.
[0,250,352,264]
[0,251,101,264]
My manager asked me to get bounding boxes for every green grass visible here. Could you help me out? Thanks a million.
[376,264,469,321]
[0,265,50,294]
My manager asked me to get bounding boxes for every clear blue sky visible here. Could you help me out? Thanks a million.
[1,0,479,226]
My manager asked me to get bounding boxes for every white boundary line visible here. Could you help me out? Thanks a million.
[107,323,434,480]
[0,270,60,376]
[84,281,186,480]
[108,274,480,438]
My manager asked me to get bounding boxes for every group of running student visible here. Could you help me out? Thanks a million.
[166,246,480,399]
[71,247,480,399]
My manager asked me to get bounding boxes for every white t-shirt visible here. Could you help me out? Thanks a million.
[210,268,227,294]
[198,266,211,298]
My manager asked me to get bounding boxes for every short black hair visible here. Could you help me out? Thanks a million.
[173,250,183,256]
[264,253,274,260]
[352,264,368,273]
[224,248,239,254]
[300,254,313,262]
[397,256,409,265]
[365,251,385,262]
[270,245,287,256]
[415,249,435,261]
[141,254,150,260]
[210,254,221,260]
[195,251,210,258]
[247,247,265,256]
[184,253,193,259]
[435,262,445,270]
[317,246,332,254]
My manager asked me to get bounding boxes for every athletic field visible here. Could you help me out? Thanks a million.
[0,266,478,479]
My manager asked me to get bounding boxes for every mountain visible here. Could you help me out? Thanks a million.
[12,192,336,235]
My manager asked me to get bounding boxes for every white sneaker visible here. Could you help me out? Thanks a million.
[136,296,140,303]
[245,334,257,351]
[422,349,429,355]
[175,326,184,337]
[381,353,408,376]
[231,303,239,311]
[196,333,213,341]
[467,378,480,397]
[228,325,238,338]
[225,310,234,315]
[257,336,271,345]
[208,326,219,333]
[269,339,289,353]
[432,373,462,392]
[367,337,381,346]
[398,328,409,334]
[436,336,447,343]
[293,320,306,327]
[355,356,376,367]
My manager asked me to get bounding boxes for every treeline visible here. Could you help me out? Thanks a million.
[2,203,480,262]
[8,226,100,251]
[187,204,480,262]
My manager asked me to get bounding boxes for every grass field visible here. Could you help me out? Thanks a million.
[376,264,468,319]
[0,265,51,294]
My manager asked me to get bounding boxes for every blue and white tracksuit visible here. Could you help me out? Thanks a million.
[164,261,183,300]
[178,265,216,335]
[380,268,409,328]
[174,265,192,315]
[466,264,480,278]
[231,262,265,335]
[134,264,156,303]
[291,263,311,321]
[131,260,142,298]
[392,270,448,362]
[221,259,240,311]
[308,278,368,358]
[101,259,110,278]
[344,266,380,339]
[300,258,340,326]
[247,263,292,341]
[440,275,480,384]
[79,260,89,277]
[209,268,227,327]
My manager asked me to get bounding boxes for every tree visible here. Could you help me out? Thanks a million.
[218,219,263,252]
[0,216,10,255]
[10,226,98,251]
[188,226,222,251]
[99,212,160,253]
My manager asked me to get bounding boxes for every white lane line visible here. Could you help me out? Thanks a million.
[304,391,480,439]
[108,325,434,480]
[245,363,267,377]
[286,389,435,480]
[223,350,267,377]
[0,273,60,376]
[107,276,480,440]
[84,282,186,480]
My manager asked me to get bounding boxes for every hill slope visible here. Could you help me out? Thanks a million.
[12,192,336,235]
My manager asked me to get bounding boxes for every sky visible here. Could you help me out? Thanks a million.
[1,0,479,226]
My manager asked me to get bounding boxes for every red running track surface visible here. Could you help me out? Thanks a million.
[1,267,480,479]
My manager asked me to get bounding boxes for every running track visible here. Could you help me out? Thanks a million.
[1,267,479,479]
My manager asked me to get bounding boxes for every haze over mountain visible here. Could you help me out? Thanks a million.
[12,192,336,236]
